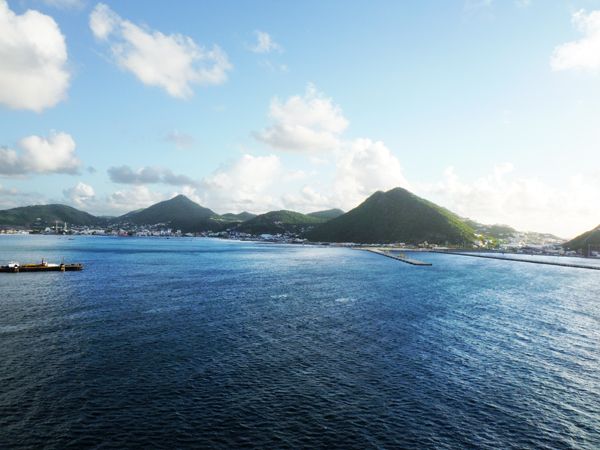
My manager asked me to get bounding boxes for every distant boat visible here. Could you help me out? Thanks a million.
[0,259,83,273]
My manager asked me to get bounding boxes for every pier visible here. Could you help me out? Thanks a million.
[362,248,432,266]
[439,251,600,271]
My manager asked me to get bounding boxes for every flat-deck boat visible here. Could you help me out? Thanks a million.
[0,260,83,273]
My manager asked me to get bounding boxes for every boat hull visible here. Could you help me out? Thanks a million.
[0,264,83,273]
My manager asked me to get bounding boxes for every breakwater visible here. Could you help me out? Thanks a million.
[361,248,432,266]
[438,251,600,271]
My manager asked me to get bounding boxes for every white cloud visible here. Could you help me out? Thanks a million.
[308,156,330,165]
[107,165,195,186]
[279,139,410,213]
[103,186,167,215]
[421,165,600,238]
[253,86,411,212]
[162,130,196,150]
[197,154,282,194]
[254,84,349,154]
[0,184,20,196]
[181,154,285,213]
[89,3,232,99]
[57,182,168,216]
[0,184,44,210]
[0,0,70,112]
[0,131,82,178]
[332,138,409,210]
[281,185,331,211]
[40,0,83,9]
[106,154,285,213]
[515,0,531,7]
[551,10,600,71]
[249,31,282,53]
[63,182,95,205]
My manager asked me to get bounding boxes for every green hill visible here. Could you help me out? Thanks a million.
[563,225,600,251]
[0,204,103,228]
[463,219,517,240]
[305,187,475,245]
[119,195,230,232]
[236,210,326,235]
[307,208,345,220]
[222,211,257,221]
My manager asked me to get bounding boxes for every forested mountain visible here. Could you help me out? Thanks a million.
[307,209,345,220]
[563,225,600,251]
[118,195,230,232]
[305,187,475,245]
[0,204,103,228]
[236,210,326,235]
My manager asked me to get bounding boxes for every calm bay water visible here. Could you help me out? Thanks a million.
[1,235,599,449]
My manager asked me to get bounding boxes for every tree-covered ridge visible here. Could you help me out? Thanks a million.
[0,204,103,227]
[118,194,231,232]
[222,212,257,221]
[305,187,476,245]
[307,208,345,220]
[563,225,600,251]
[236,210,326,235]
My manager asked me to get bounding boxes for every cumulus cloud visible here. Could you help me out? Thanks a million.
[421,165,600,238]
[0,131,82,178]
[252,86,411,212]
[63,182,95,205]
[196,154,282,194]
[108,165,195,186]
[249,31,282,53]
[0,184,20,196]
[105,186,166,212]
[0,183,46,211]
[551,10,600,71]
[254,84,349,154]
[89,3,232,98]
[62,184,168,216]
[176,154,285,213]
[281,185,331,211]
[0,0,70,112]
[162,130,196,150]
[277,139,410,213]
[332,139,409,210]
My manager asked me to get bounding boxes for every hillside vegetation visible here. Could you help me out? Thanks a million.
[119,195,230,232]
[307,208,345,220]
[305,187,475,245]
[236,210,326,235]
[222,212,257,221]
[0,204,103,228]
[563,225,600,251]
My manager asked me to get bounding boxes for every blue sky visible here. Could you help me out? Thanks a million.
[2,0,600,237]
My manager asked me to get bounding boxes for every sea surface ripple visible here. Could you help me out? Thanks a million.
[0,236,599,449]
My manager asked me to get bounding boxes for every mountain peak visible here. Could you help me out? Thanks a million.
[306,187,474,245]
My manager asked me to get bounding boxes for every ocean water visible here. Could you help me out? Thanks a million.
[0,235,599,449]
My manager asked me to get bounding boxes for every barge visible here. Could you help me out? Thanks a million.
[1,260,83,273]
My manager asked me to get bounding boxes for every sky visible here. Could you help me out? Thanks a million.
[1,0,600,238]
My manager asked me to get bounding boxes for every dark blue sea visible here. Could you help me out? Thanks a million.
[1,235,599,449]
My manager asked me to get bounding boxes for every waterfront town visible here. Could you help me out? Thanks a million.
[0,219,591,257]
